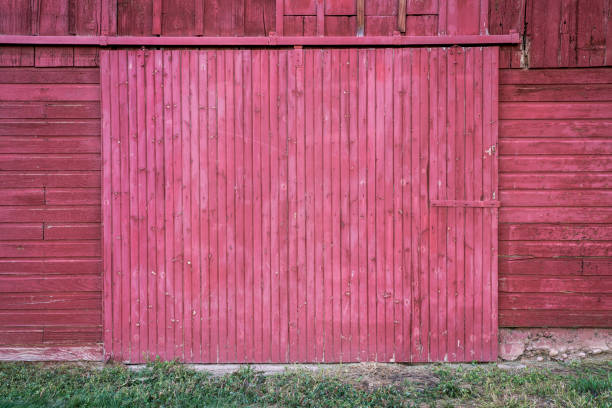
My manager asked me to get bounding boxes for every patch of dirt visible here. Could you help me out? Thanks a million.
[316,363,442,390]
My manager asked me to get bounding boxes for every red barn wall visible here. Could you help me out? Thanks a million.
[490,0,612,68]
[498,68,612,328]
[0,55,102,347]
[0,0,610,354]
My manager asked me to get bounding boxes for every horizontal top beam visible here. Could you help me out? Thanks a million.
[0,33,519,47]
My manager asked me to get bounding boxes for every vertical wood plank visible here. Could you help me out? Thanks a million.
[472,47,483,362]
[225,49,236,363]
[454,47,465,363]
[401,47,412,363]
[152,0,161,35]
[357,48,368,362]
[304,49,316,362]
[100,49,112,359]
[489,47,499,361]
[126,50,139,362]
[216,50,228,363]
[427,47,439,362]
[434,48,447,362]
[409,48,420,362]
[198,50,210,363]
[321,49,333,362]
[234,50,245,362]
[357,0,365,36]
[171,49,183,361]
[295,48,307,362]
[154,50,166,360]
[482,47,493,362]
[260,49,272,363]
[278,49,289,362]
[252,49,263,362]
[383,48,394,362]
[365,49,377,361]
[268,49,280,362]
[464,47,475,361]
[287,48,297,361]
[162,50,175,361]
[418,48,430,362]
[392,48,404,362]
[339,48,350,361]
[398,0,406,33]
[348,48,359,362]
[242,49,254,362]
[312,49,324,361]
[189,50,201,362]
[136,49,149,361]
[207,50,219,362]
[276,0,284,34]
[330,48,341,362]
[374,48,385,362]
[444,50,454,363]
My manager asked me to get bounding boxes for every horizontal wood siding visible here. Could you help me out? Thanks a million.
[499,68,612,328]
[101,47,499,363]
[0,66,102,346]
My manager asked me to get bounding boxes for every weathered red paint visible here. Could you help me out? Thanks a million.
[100,47,499,363]
[498,67,612,328]
[0,0,610,362]
[0,64,102,348]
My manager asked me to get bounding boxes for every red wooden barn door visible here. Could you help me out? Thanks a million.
[100,47,499,363]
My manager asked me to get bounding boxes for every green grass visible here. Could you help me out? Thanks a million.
[0,360,610,407]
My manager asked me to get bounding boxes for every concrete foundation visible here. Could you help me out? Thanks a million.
[499,328,612,361]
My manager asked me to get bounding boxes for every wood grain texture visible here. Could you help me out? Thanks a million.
[101,47,499,363]
[0,65,102,348]
[499,67,612,328]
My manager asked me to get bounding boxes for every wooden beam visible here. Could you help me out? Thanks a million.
[356,0,364,36]
[0,33,521,46]
[397,0,406,33]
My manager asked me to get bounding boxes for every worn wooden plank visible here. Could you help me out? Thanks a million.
[500,276,612,293]
[0,68,99,83]
[501,190,612,207]
[500,293,612,311]
[500,310,612,327]
[500,102,612,119]
[500,156,612,172]
[501,68,612,84]
[499,258,612,276]
[0,223,43,240]
[500,138,612,155]
[501,241,612,257]
[0,346,102,361]
[0,275,101,292]
[501,119,612,137]
[500,85,612,102]
[500,224,612,241]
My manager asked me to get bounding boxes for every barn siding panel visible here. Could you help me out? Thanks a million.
[499,67,612,328]
[490,0,612,68]
[101,47,499,363]
[0,66,102,346]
